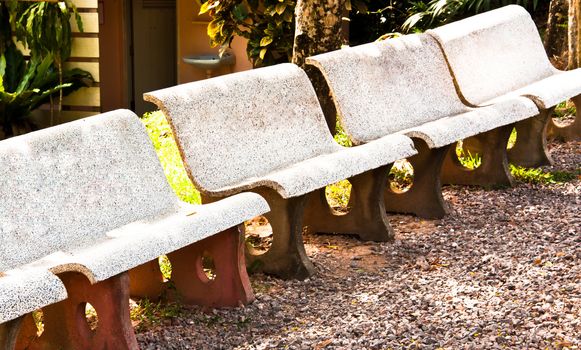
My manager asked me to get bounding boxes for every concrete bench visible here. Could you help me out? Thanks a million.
[428,5,581,167]
[306,33,539,219]
[144,63,417,280]
[0,110,269,349]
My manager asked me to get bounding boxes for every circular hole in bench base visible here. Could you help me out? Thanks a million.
[455,140,482,170]
[388,159,414,193]
[552,99,576,127]
[244,216,272,256]
[325,179,352,214]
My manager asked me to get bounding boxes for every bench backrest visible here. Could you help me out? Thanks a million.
[427,5,556,105]
[306,34,467,144]
[144,63,338,195]
[0,110,179,272]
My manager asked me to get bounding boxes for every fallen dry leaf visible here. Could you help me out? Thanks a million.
[315,339,333,349]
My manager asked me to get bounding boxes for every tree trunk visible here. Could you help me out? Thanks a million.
[568,0,581,69]
[292,0,345,134]
[545,0,569,61]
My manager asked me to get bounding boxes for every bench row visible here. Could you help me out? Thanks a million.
[1,5,579,349]
[145,5,580,280]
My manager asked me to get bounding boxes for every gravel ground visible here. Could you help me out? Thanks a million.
[137,140,580,350]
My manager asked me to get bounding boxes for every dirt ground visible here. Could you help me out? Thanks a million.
[136,140,580,350]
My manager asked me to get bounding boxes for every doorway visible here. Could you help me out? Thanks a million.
[99,0,177,116]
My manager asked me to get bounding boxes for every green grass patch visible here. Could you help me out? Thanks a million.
[456,142,482,170]
[130,299,183,332]
[510,166,580,184]
[142,111,201,205]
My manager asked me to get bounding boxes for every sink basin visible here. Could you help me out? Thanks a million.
[182,52,236,70]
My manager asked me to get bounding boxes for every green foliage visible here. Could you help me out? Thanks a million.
[159,255,172,280]
[200,0,542,63]
[0,1,93,136]
[553,100,576,122]
[326,179,352,210]
[200,0,373,66]
[456,143,483,170]
[130,299,183,332]
[402,0,539,33]
[142,111,201,205]
[12,0,82,64]
[199,0,296,67]
[334,120,353,147]
[388,159,414,192]
[0,45,93,135]
[507,127,517,149]
[510,165,580,184]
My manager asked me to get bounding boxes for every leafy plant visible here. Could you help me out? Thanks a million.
[402,0,539,33]
[12,0,83,108]
[0,1,93,137]
[200,0,296,67]
[0,45,93,136]
[199,0,373,66]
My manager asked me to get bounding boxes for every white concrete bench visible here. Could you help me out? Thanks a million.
[428,5,581,167]
[144,63,417,280]
[0,110,269,349]
[306,33,538,218]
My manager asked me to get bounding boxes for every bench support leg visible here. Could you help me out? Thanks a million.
[384,139,449,219]
[441,124,515,187]
[508,110,554,167]
[128,259,164,301]
[0,317,22,350]
[245,189,315,280]
[167,227,254,307]
[14,272,138,350]
[303,165,394,241]
[547,94,581,141]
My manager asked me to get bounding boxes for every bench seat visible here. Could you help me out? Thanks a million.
[402,97,537,148]
[489,69,581,110]
[203,133,414,199]
[5,192,267,284]
[0,269,67,324]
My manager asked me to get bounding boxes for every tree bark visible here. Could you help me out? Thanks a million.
[292,0,346,133]
[545,0,569,60]
[568,0,580,69]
